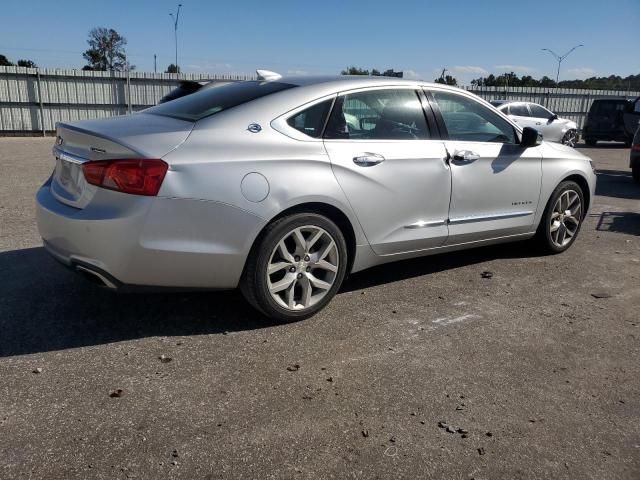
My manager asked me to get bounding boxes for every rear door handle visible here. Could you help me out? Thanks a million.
[452,150,480,163]
[353,153,385,167]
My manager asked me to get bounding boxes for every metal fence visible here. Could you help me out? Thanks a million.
[467,85,640,132]
[1,66,638,134]
[0,66,252,134]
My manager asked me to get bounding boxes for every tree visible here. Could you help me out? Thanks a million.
[82,27,130,71]
[165,63,179,73]
[17,59,37,68]
[341,66,369,75]
[0,54,14,66]
[435,75,458,86]
[341,66,403,78]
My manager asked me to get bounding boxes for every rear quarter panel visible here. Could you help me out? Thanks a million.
[159,107,368,248]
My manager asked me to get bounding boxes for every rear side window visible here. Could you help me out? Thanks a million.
[287,100,333,138]
[431,90,516,144]
[509,104,529,117]
[324,89,430,140]
[146,81,296,121]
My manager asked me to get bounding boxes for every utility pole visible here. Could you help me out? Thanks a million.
[542,44,584,84]
[169,4,183,75]
[154,54,157,73]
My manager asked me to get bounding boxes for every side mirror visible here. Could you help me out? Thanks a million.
[521,127,542,147]
[549,113,558,122]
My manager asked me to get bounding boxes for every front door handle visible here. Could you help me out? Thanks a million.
[353,153,385,167]
[452,150,480,163]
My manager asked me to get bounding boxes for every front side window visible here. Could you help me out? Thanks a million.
[286,99,333,138]
[529,104,553,119]
[509,104,530,117]
[431,91,517,144]
[324,89,430,140]
[146,80,296,121]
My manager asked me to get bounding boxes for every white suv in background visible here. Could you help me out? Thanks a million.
[491,101,578,147]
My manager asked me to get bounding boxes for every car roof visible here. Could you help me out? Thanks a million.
[274,75,444,90]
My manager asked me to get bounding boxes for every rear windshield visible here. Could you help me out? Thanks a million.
[591,100,627,114]
[146,81,296,121]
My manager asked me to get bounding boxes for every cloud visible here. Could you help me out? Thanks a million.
[402,69,422,79]
[566,67,596,79]
[450,66,489,75]
[185,63,233,72]
[494,65,536,74]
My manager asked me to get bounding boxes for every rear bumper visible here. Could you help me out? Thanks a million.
[36,181,266,289]
[583,126,628,141]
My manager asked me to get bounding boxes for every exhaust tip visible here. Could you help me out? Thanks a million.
[75,265,118,289]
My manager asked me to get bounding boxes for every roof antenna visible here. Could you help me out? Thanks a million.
[256,69,282,81]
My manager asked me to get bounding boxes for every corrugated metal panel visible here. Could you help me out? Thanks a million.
[1,66,638,133]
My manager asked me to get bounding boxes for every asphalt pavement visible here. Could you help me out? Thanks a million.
[0,138,638,479]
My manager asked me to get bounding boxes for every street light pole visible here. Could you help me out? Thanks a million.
[169,4,182,74]
[541,44,584,84]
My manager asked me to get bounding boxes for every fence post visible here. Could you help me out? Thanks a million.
[126,69,132,114]
[35,68,46,136]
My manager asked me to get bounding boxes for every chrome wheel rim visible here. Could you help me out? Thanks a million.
[550,189,581,247]
[562,130,577,148]
[267,225,339,311]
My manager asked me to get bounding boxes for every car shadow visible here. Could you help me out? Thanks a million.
[591,211,640,236]
[0,241,543,358]
[595,169,640,201]
[0,247,278,358]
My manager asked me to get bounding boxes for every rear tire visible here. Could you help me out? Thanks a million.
[534,181,585,254]
[584,137,597,146]
[240,213,348,322]
[632,164,640,184]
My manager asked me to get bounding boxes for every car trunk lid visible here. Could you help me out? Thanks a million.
[51,113,193,208]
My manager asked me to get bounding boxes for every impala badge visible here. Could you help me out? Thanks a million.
[247,123,262,133]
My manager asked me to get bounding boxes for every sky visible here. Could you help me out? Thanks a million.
[1,0,638,84]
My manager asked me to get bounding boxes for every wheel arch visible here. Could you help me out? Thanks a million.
[244,202,358,277]
[560,173,591,217]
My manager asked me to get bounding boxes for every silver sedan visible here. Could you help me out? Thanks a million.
[36,72,597,321]
[491,100,579,147]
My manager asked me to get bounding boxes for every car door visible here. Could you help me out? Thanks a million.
[427,89,542,244]
[623,97,640,137]
[528,103,560,141]
[323,87,451,255]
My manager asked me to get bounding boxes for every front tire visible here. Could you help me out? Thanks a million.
[240,213,348,322]
[535,181,585,254]
[561,129,578,147]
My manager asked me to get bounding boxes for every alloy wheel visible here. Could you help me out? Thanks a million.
[562,130,577,148]
[550,189,582,247]
[266,225,339,310]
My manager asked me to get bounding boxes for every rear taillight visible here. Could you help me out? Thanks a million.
[632,144,640,151]
[82,159,168,196]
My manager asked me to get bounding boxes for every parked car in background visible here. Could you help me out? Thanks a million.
[158,80,228,104]
[491,101,578,147]
[36,73,597,321]
[582,97,640,146]
[631,126,640,183]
